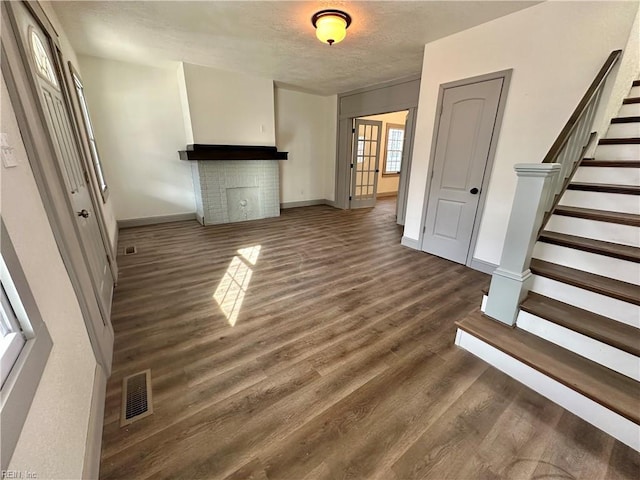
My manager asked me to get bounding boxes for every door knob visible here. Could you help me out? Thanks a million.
[77,209,90,218]
[470,187,479,195]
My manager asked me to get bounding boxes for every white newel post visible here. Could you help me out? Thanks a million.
[485,163,561,325]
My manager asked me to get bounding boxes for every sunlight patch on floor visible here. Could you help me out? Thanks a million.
[238,245,261,265]
[213,245,261,326]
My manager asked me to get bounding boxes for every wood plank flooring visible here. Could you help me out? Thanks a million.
[100,199,639,479]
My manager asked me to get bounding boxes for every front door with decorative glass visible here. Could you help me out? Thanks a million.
[9,2,114,363]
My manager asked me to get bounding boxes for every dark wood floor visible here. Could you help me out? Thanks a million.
[100,198,639,480]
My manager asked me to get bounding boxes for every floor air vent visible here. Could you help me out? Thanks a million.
[124,245,137,255]
[121,369,153,427]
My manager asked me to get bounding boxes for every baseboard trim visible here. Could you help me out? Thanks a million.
[280,199,327,209]
[401,236,420,250]
[118,212,197,229]
[82,365,107,480]
[280,199,339,209]
[376,191,398,199]
[469,258,498,275]
[455,329,640,451]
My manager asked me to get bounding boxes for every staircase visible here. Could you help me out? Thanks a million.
[456,75,640,451]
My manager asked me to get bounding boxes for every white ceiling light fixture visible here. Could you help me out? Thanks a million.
[311,9,352,46]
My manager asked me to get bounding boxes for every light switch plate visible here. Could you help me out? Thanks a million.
[2,147,17,168]
[1,133,17,168]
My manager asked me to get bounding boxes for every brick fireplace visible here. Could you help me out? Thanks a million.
[179,145,287,225]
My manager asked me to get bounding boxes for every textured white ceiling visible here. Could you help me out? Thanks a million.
[51,1,539,95]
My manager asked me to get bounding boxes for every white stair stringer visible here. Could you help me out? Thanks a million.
[545,214,639,247]
[532,242,640,285]
[559,190,640,214]
[606,122,640,139]
[455,329,640,451]
[573,166,640,185]
[619,103,640,117]
[530,274,640,328]
[594,144,640,161]
[516,310,640,381]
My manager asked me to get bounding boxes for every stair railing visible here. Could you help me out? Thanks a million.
[484,50,623,326]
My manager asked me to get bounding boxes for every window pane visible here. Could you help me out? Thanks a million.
[73,71,108,195]
[357,136,365,162]
[384,126,404,174]
[0,285,25,388]
[29,29,59,88]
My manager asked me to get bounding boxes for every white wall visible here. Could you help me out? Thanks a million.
[360,111,408,194]
[1,75,96,479]
[78,56,195,221]
[177,63,195,145]
[180,62,276,146]
[275,88,337,204]
[595,8,640,137]
[405,0,639,266]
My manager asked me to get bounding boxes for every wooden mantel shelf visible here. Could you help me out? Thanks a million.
[179,144,288,161]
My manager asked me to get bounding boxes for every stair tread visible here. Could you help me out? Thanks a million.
[539,230,640,263]
[567,182,640,195]
[530,258,640,305]
[611,116,640,124]
[580,159,640,168]
[457,312,640,425]
[553,205,640,227]
[521,292,640,356]
[598,137,640,145]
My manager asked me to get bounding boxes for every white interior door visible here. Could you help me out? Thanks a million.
[350,119,382,208]
[12,3,113,322]
[422,78,504,264]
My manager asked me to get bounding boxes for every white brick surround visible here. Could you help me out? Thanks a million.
[191,160,280,225]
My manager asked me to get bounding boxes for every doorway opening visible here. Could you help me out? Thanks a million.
[350,110,409,214]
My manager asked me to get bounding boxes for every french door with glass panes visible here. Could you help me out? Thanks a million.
[350,119,382,208]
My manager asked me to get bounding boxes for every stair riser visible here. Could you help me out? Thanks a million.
[594,144,640,161]
[573,166,640,186]
[631,86,640,98]
[545,215,639,247]
[530,275,640,327]
[606,122,640,139]
[455,329,640,451]
[532,243,640,285]
[619,103,640,117]
[517,311,639,381]
[559,191,640,214]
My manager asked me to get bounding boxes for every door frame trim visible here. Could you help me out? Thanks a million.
[418,69,512,267]
[396,107,417,225]
[335,76,421,212]
[65,60,118,281]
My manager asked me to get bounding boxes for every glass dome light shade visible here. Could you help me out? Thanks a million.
[312,10,351,45]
